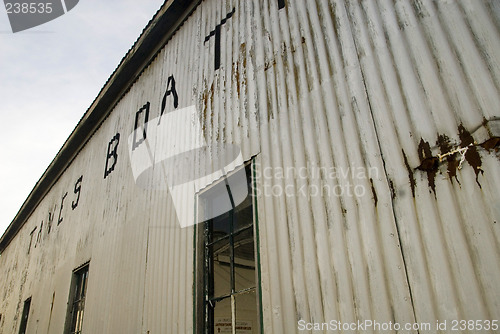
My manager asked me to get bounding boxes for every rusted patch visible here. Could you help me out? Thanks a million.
[417,138,437,194]
[411,124,499,193]
[437,134,459,182]
[200,79,216,141]
[402,150,416,197]
[369,178,378,206]
[233,62,240,97]
[416,156,439,172]
[458,124,483,186]
[480,137,500,151]
[243,47,247,69]
[200,80,211,136]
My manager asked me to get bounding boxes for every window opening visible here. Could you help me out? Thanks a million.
[66,264,89,334]
[200,163,259,333]
[18,297,31,334]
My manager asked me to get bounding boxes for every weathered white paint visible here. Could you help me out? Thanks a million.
[0,0,499,333]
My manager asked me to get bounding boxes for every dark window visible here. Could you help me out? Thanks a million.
[66,264,89,334]
[199,163,260,333]
[18,297,31,334]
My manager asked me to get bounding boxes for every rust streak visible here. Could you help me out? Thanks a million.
[417,138,437,195]
[402,150,416,197]
[458,124,483,186]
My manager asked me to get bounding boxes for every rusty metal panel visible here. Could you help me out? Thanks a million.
[0,0,499,333]
[346,0,500,327]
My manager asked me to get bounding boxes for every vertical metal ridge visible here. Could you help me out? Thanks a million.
[270,0,319,328]
[297,0,340,324]
[345,0,421,326]
[253,0,296,330]
[330,0,380,324]
[397,1,468,320]
[263,0,310,328]
[282,0,331,326]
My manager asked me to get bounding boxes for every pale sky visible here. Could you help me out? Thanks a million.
[0,0,166,236]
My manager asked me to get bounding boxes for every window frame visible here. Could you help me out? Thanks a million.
[194,159,263,334]
[18,297,31,334]
[64,262,90,334]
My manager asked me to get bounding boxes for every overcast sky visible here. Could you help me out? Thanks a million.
[0,0,166,236]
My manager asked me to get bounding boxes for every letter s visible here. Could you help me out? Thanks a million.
[72,175,83,210]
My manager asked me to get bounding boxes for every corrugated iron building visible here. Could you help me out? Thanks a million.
[1,0,499,333]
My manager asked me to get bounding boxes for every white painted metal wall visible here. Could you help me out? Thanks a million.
[0,0,499,333]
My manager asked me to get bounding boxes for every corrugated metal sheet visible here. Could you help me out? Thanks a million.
[350,0,500,325]
[0,0,499,333]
